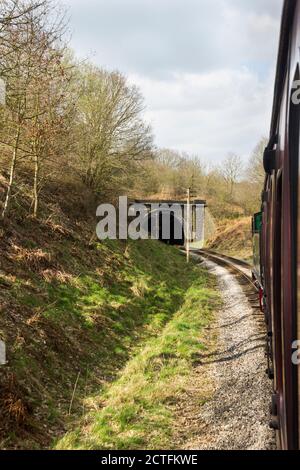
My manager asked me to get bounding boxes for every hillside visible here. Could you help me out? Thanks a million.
[206,217,253,262]
[0,174,219,450]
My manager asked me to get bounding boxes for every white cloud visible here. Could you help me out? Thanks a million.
[62,0,282,162]
[134,67,274,161]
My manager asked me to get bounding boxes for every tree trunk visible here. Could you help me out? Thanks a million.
[1,128,21,219]
[33,153,39,218]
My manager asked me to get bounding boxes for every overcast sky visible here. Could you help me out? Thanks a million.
[62,0,283,163]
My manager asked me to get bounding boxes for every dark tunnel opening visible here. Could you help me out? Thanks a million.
[146,211,185,246]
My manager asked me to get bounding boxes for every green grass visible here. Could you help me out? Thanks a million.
[1,236,219,449]
[55,258,219,450]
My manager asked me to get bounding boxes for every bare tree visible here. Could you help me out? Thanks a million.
[222,153,243,199]
[247,137,267,186]
[25,10,73,217]
[0,0,45,28]
[75,64,153,196]
[0,0,70,218]
[155,148,183,169]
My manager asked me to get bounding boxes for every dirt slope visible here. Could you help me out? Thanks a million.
[206,217,253,262]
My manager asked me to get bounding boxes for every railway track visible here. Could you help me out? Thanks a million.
[192,249,261,311]
[194,249,253,283]
[185,248,275,449]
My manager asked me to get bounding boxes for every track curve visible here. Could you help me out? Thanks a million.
[193,249,256,290]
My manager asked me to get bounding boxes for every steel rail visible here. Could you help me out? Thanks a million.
[193,249,258,291]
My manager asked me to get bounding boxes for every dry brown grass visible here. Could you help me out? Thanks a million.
[206,217,252,261]
[12,247,53,272]
[0,374,29,426]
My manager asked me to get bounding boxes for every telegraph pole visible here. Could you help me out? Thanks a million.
[186,188,191,263]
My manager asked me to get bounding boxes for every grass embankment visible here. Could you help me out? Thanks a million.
[56,262,218,450]
[0,177,219,450]
[206,217,252,262]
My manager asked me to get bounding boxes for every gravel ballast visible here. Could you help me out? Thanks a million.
[184,259,276,450]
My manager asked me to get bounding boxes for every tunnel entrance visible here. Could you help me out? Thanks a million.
[134,199,206,247]
[147,210,185,246]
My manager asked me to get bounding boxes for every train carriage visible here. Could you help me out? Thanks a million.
[258,0,300,450]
